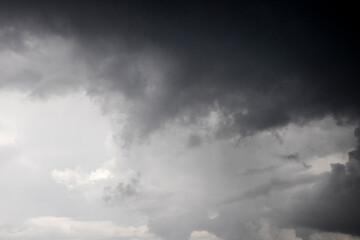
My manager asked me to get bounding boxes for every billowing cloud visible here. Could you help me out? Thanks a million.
[0,1,359,139]
[281,127,360,236]
[0,1,359,240]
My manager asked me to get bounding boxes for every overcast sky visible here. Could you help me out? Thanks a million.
[0,1,360,240]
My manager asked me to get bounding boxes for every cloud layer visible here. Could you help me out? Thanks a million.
[0,1,359,240]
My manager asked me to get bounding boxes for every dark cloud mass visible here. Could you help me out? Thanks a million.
[1,0,359,137]
[1,1,360,239]
[283,127,360,236]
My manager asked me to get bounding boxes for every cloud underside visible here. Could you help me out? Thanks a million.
[1,1,360,240]
[1,1,359,139]
[283,128,360,237]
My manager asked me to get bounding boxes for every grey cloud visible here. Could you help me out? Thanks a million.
[282,153,311,169]
[0,1,359,139]
[284,153,300,161]
[243,165,279,176]
[103,174,140,202]
[148,209,207,240]
[223,174,318,205]
[187,134,203,148]
[0,26,30,52]
[282,127,360,236]
[1,1,360,239]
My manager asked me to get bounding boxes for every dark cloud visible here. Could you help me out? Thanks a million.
[284,153,300,161]
[1,0,359,138]
[282,127,360,236]
[1,1,360,239]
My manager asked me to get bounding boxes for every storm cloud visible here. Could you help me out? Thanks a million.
[1,1,359,138]
[0,1,359,240]
[282,127,360,236]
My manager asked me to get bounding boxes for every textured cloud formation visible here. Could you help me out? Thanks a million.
[0,1,359,240]
[1,1,359,138]
[283,127,360,237]
[103,174,140,202]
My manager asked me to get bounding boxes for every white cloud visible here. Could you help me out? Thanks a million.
[0,216,157,240]
[51,168,113,189]
[189,231,221,240]
[0,121,17,145]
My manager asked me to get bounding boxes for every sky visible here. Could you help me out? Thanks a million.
[0,1,360,240]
